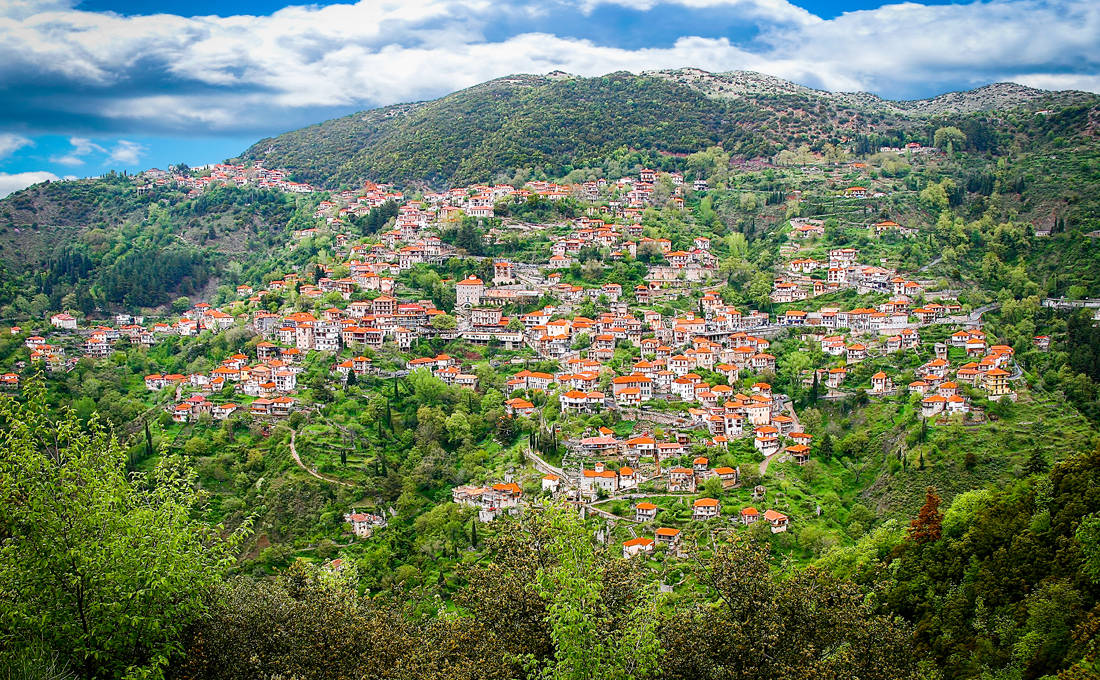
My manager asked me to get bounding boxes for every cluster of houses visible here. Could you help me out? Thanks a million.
[12,161,1034,563]
[774,245,930,303]
[138,162,317,197]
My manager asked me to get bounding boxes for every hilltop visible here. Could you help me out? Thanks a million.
[645,67,1097,114]
[238,69,1098,188]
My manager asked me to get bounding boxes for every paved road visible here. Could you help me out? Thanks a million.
[525,447,566,479]
[917,256,943,273]
[968,303,1000,325]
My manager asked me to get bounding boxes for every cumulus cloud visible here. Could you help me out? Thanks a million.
[0,0,1095,138]
[0,170,61,198]
[106,140,144,165]
[51,137,105,166]
[0,133,33,158]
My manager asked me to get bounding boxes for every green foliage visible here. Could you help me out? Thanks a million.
[873,446,1100,679]
[0,378,247,679]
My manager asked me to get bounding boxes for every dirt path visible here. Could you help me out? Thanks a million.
[287,428,356,487]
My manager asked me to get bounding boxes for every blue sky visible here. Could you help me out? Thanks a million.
[1,0,1097,196]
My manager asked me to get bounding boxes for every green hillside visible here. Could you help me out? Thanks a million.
[238,70,1098,192]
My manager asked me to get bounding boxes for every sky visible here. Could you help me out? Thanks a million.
[0,0,1097,196]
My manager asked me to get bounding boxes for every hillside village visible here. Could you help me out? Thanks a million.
[4,56,1100,680]
[5,150,1057,561]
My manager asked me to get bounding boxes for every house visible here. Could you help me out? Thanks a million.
[212,403,238,420]
[692,497,720,520]
[344,512,385,538]
[611,374,653,402]
[635,501,658,522]
[870,371,893,395]
[582,465,619,495]
[505,398,538,417]
[921,394,947,417]
[786,444,811,465]
[983,367,1013,398]
[740,507,759,525]
[622,537,655,559]
[542,474,560,493]
[763,509,789,532]
[455,275,485,308]
[715,466,739,488]
[668,467,696,492]
[654,527,682,551]
[50,313,77,330]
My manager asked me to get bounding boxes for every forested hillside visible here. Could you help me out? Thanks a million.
[238,70,1098,192]
[0,176,319,315]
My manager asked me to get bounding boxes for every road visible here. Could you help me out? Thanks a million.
[968,303,1000,325]
[917,255,943,273]
[287,428,356,487]
[525,447,565,479]
[759,450,783,476]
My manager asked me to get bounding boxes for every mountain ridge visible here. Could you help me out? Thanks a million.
[237,68,1098,188]
[642,67,1097,114]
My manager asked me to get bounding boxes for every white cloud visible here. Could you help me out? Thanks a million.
[106,139,144,165]
[0,133,33,158]
[1008,72,1100,93]
[575,0,820,27]
[0,0,1095,138]
[51,136,105,166]
[0,170,61,198]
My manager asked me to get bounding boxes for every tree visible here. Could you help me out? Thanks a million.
[345,369,357,388]
[528,504,662,680]
[430,313,457,331]
[1076,512,1100,584]
[702,476,724,498]
[662,538,920,679]
[908,486,943,544]
[933,126,967,153]
[0,379,246,679]
[1027,448,1049,475]
[819,432,834,462]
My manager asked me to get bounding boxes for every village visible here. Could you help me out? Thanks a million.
[9,156,1039,561]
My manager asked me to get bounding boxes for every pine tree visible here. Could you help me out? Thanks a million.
[144,419,154,461]
[908,486,943,544]
[345,370,356,388]
[470,518,478,547]
[1026,448,1048,475]
[819,432,833,462]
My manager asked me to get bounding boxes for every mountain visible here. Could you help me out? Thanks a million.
[645,68,1097,115]
[238,69,1098,188]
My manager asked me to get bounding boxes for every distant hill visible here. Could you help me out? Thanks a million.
[238,69,1097,188]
